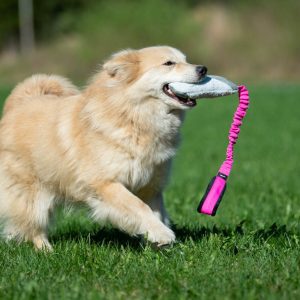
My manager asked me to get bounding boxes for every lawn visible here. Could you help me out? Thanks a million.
[0,84,299,300]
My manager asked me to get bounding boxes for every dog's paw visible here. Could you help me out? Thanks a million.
[32,235,53,252]
[146,223,175,247]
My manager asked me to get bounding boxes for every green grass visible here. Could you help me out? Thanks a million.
[0,85,300,299]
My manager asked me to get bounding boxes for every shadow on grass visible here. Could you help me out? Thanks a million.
[174,222,297,241]
[52,227,143,250]
[51,221,297,250]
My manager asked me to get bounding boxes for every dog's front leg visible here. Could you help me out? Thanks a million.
[87,182,175,246]
[143,192,170,227]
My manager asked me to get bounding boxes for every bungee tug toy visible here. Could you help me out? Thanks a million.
[169,76,250,216]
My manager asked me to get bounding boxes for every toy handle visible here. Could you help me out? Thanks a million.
[197,173,227,215]
[197,85,249,216]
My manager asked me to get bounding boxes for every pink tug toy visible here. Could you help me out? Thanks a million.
[197,85,250,215]
[169,78,250,216]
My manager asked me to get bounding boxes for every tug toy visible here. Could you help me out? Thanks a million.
[169,77,250,216]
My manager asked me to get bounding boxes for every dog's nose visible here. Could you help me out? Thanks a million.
[196,65,208,78]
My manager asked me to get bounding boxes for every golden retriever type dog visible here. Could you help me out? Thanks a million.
[0,46,207,250]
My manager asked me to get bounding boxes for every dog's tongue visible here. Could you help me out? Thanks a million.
[168,75,238,99]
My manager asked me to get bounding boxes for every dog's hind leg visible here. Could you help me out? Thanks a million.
[0,164,55,250]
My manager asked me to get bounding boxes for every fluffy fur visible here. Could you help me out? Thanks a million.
[0,46,205,250]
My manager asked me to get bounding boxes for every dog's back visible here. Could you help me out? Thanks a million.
[3,74,79,115]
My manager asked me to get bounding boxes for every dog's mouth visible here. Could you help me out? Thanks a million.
[163,84,196,108]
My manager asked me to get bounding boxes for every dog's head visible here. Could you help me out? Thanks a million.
[101,46,207,110]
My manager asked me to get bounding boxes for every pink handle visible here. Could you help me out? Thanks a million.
[198,85,250,216]
[198,175,227,216]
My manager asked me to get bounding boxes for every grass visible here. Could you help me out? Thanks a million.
[0,84,300,299]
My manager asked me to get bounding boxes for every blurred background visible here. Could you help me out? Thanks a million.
[0,4,300,298]
[0,0,299,87]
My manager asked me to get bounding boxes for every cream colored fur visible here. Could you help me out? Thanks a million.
[0,46,202,250]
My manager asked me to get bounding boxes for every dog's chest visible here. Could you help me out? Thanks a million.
[124,119,180,191]
[126,153,169,192]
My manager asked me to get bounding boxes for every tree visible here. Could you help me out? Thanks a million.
[18,0,35,54]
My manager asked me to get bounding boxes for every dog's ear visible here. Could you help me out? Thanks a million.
[103,49,140,83]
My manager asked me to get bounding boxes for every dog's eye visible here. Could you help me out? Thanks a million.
[163,61,176,66]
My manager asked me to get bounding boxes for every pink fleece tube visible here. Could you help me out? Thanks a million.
[198,85,250,216]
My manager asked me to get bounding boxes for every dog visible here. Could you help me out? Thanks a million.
[0,46,207,250]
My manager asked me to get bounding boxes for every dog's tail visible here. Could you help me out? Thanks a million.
[3,74,80,115]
